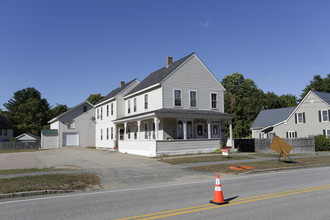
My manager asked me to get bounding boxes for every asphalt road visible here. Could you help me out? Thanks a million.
[1,166,329,220]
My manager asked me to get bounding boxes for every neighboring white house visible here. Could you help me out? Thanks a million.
[0,116,13,141]
[94,79,140,149]
[251,90,330,139]
[41,101,95,149]
[16,133,40,142]
[95,53,235,157]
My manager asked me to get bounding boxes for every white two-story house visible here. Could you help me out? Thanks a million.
[251,90,330,139]
[103,53,234,157]
[94,79,139,149]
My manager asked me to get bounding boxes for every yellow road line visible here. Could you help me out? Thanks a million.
[116,184,330,220]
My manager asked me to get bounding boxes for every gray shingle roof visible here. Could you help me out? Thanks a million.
[97,78,138,104]
[313,91,330,105]
[250,107,296,129]
[125,53,195,96]
[0,116,12,129]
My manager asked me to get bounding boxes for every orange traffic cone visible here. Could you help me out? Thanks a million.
[210,173,228,205]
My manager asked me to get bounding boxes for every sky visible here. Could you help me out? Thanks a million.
[1,0,330,109]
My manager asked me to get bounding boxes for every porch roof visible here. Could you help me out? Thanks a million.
[113,108,235,123]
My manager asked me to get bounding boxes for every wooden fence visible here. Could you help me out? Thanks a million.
[0,142,40,150]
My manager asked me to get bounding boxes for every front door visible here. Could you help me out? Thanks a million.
[212,124,220,138]
[196,124,204,138]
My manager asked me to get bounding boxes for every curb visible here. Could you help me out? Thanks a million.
[0,190,75,199]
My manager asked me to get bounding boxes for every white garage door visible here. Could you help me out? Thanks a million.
[63,133,79,146]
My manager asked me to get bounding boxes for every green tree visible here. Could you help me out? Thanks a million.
[87,94,103,105]
[4,87,51,136]
[50,104,69,119]
[222,73,264,138]
[279,94,297,107]
[300,74,330,100]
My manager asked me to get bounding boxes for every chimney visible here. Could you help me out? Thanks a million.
[120,81,125,87]
[166,56,173,67]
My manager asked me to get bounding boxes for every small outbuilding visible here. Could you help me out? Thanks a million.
[16,133,41,142]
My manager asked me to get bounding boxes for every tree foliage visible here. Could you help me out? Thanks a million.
[222,73,297,138]
[300,74,330,100]
[87,94,103,105]
[50,104,69,119]
[4,88,51,136]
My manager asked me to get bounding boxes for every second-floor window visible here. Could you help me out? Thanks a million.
[111,103,114,115]
[320,110,329,122]
[295,112,305,124]
[134,98,137,112]
[97,109,100,119]
[144,94,148,110]
[190,91,197,108]
[106,105,109,117]
[211,93,217,109]
[67,120,75,129]
[128,100,131,114]
[174,89,182,107]
[100,107,103,120]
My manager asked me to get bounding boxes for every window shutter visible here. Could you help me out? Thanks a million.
[303,112,306,123]
[286,132,288,138]
[319,110,322,122]
[295,113,297,124]
[295,131,297,138]
[323,129,326,135]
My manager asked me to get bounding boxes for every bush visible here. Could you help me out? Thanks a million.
[314,135,330,151]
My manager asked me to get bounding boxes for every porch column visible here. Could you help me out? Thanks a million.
[137,120,141,140]
[207,119,212,139]
[228,119,233,146]
[182,119,187,140]
[124,122,127,140]
[154,117,160,140]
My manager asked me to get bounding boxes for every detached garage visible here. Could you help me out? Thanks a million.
[63,133,79,146]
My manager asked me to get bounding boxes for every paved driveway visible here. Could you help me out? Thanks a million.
[0,148,214,189]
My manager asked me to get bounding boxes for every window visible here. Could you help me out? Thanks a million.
[144,94,148,110]
[106,105,109,117]
[127,125,131,139]
[134,98,137,112]
[174,89,182,107]
[134,125,137,139]
[67,120,75,129]
[101,129,103,140]
[97,109,99,119]
[111,103,114,115]
[128,100,131,114]
[111,127,114,139]
[295,112,305,124]
[106,128,109,140]
[320,110,329,122]
[211,93,217,109]
[101,107,103,120]
[323,129,330,137]
[286,131,297,138]
[83,106,87,112]
[144,123,149,139]
[190,91,197,107]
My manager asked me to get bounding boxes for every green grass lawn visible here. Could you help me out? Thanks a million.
[191,156,330,174]
[159,155,255,165]
[0,149,39,154]
[0,168,69,175]
[0,174,100,194]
